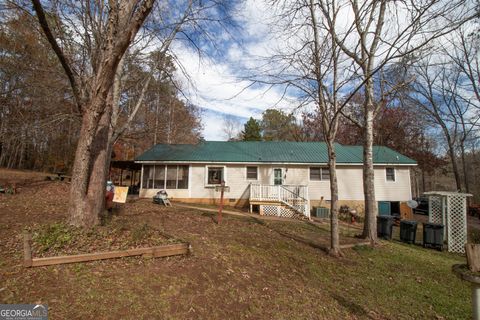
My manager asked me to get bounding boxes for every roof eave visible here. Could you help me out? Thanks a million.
[134,160,417,166]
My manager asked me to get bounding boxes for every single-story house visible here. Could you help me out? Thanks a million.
[135,141,416,218]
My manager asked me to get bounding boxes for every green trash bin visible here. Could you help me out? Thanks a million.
[377,216,394,240]
[423,223,444,251]
[400,220,418,244]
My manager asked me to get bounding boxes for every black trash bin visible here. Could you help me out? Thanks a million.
[423,222,444,250]
[400,220,418,244]
[377,215,394,240]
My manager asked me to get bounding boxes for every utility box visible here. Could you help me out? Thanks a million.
[400,220,418,244]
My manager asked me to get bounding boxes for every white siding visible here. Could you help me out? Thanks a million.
[374,166,411,201]
[190,164,265,200]
[337,166,364,200]
[140,163,413,202]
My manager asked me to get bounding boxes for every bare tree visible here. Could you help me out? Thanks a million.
[0,10,76,171]
[308,0,343,255]
[252,0,474,245]
[444,27,480,192]
[222,115,242,141]
[407,42,480,192]
[29,0,237,227]
[250,0,352,255]
[315,0,475,244]
[31,0,156,227]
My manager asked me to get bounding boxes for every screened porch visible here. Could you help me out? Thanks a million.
[141,164,189,190]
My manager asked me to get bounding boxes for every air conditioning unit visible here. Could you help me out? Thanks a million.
[314,207,330,219]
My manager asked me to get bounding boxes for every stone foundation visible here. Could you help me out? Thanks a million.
[146,194,409,218]
[310,200,366,215]
[168,197,249,209]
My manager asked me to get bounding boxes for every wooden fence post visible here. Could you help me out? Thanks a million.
[23,232,32,267]
[466,244,480,272]
[218,181,225,224]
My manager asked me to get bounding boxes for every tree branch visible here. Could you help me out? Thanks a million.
[31,0,82,113]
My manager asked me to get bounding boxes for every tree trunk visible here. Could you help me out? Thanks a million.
[460,142,469,193]
[362,108,377,245]
[445,135,462,191]
[422,169,426,193]
[327,142,340,256]
[86,102,113,222]
[68,95,112,227]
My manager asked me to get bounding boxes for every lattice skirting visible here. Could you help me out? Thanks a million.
[261,205,302,219]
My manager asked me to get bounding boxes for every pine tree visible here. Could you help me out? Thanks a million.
[241,117,262,141]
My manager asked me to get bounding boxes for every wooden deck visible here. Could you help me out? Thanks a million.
[249,184,310,218]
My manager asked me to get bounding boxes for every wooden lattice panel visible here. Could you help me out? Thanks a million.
[447,195,467,253]
[280,207,296,218]
[428,196,443,224]
[261,205,302,219]
[262,205,279,216]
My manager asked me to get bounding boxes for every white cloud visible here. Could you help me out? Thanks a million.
[172,0,477,141]
[171,0,299,141]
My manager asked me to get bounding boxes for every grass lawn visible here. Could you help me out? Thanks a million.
[0,169,471,319]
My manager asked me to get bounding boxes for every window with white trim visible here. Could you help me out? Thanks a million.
[386,167,395,181]
[142,165,188,189]
[310,167,330,181]
[207,167,224,185]
[246,166,258,180]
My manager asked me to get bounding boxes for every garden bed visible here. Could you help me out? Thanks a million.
[27,218,182,258]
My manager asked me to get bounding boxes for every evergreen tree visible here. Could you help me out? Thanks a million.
[241,117,262,141]
[261,109,298,141]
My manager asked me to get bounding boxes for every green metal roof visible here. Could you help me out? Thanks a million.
[135,141,416,165]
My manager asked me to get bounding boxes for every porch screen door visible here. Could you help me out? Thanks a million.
[273,168,283,185]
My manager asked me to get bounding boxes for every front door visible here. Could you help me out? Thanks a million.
[273,168,283,185]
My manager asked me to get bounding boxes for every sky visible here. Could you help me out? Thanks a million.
[169,0,478,142]
[172,0,297,141]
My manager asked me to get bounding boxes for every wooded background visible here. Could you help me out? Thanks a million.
[1,1,478,205]
[0,9,202,172]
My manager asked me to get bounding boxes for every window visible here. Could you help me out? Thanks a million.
[310,167,330,181]
[154,165,165,189]
[142,166,152,188]
[207,167,224,185]
[246,166,258,180]
[386,167,395,181]
[166,165,177,189]
[177,165,189,189]
[321,168,330,180]
[141,165,189,189]
[273,168,283,185]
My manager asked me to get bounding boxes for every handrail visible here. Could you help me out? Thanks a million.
[279,185,308,202]
[250,184,308,200]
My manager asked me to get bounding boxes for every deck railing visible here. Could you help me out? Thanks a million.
[250,184,310,217]
[250,184,307,201]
